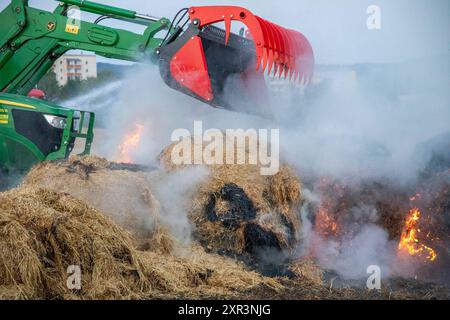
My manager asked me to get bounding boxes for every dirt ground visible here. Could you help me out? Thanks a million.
[236,278,450,300]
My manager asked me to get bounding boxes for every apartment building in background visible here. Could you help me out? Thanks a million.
[52,54,97,86]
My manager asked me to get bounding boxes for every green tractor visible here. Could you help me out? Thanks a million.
[0,0,314,183]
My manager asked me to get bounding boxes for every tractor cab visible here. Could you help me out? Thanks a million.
[0,93,95,174]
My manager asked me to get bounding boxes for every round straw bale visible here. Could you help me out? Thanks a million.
[158,137,302,257]
[24,155,164,249]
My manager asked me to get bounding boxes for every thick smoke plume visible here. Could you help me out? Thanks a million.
[94,56,449,282]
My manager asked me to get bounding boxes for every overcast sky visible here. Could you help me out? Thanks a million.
[1,0,449,64]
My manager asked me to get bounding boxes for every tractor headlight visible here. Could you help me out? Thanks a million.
[73,117,80,132]
[44,114,67,129]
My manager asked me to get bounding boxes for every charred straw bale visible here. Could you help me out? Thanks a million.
[158,137,303,258]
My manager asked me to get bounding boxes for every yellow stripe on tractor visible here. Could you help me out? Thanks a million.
[0,99,36,109]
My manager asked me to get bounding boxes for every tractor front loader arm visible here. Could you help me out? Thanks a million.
[0,0,171,95]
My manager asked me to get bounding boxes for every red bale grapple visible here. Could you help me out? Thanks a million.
[158,6,314,112]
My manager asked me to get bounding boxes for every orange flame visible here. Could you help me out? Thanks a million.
[117,123,144,163]
[398,207,437,262]
[315,207,339,238]
[313,177,344,238]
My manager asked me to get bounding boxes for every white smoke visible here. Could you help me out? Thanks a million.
[95,58,448,281]
[279,70,450,184]
[315,224,396,279]
[149,166,209,244]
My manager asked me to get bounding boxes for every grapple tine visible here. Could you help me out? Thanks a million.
[291,32,304,82]
[260,19,274,75]
[293,31,314,83]
[259,18,278,76]
[262,46,269,74]
[255,16,271,74]
[224,16,232,45]
[273,62,279,76]
[276,25,291,78]
[284,29,297,80]
[265,19,286,78]
[273,22,289,78]
[279,27,296,79]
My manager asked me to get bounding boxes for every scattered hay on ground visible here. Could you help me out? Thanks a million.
[158,137,302,258]
[238,276,450,300]
[0,186,146,299]
[288,258,324,287]
[0,185,282,299]
[140,245,282,298]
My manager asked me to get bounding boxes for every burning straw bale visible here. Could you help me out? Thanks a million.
[311,177,410,240]
[158,137,302,258]
[24,155,162,249]
[0,185,282,299]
